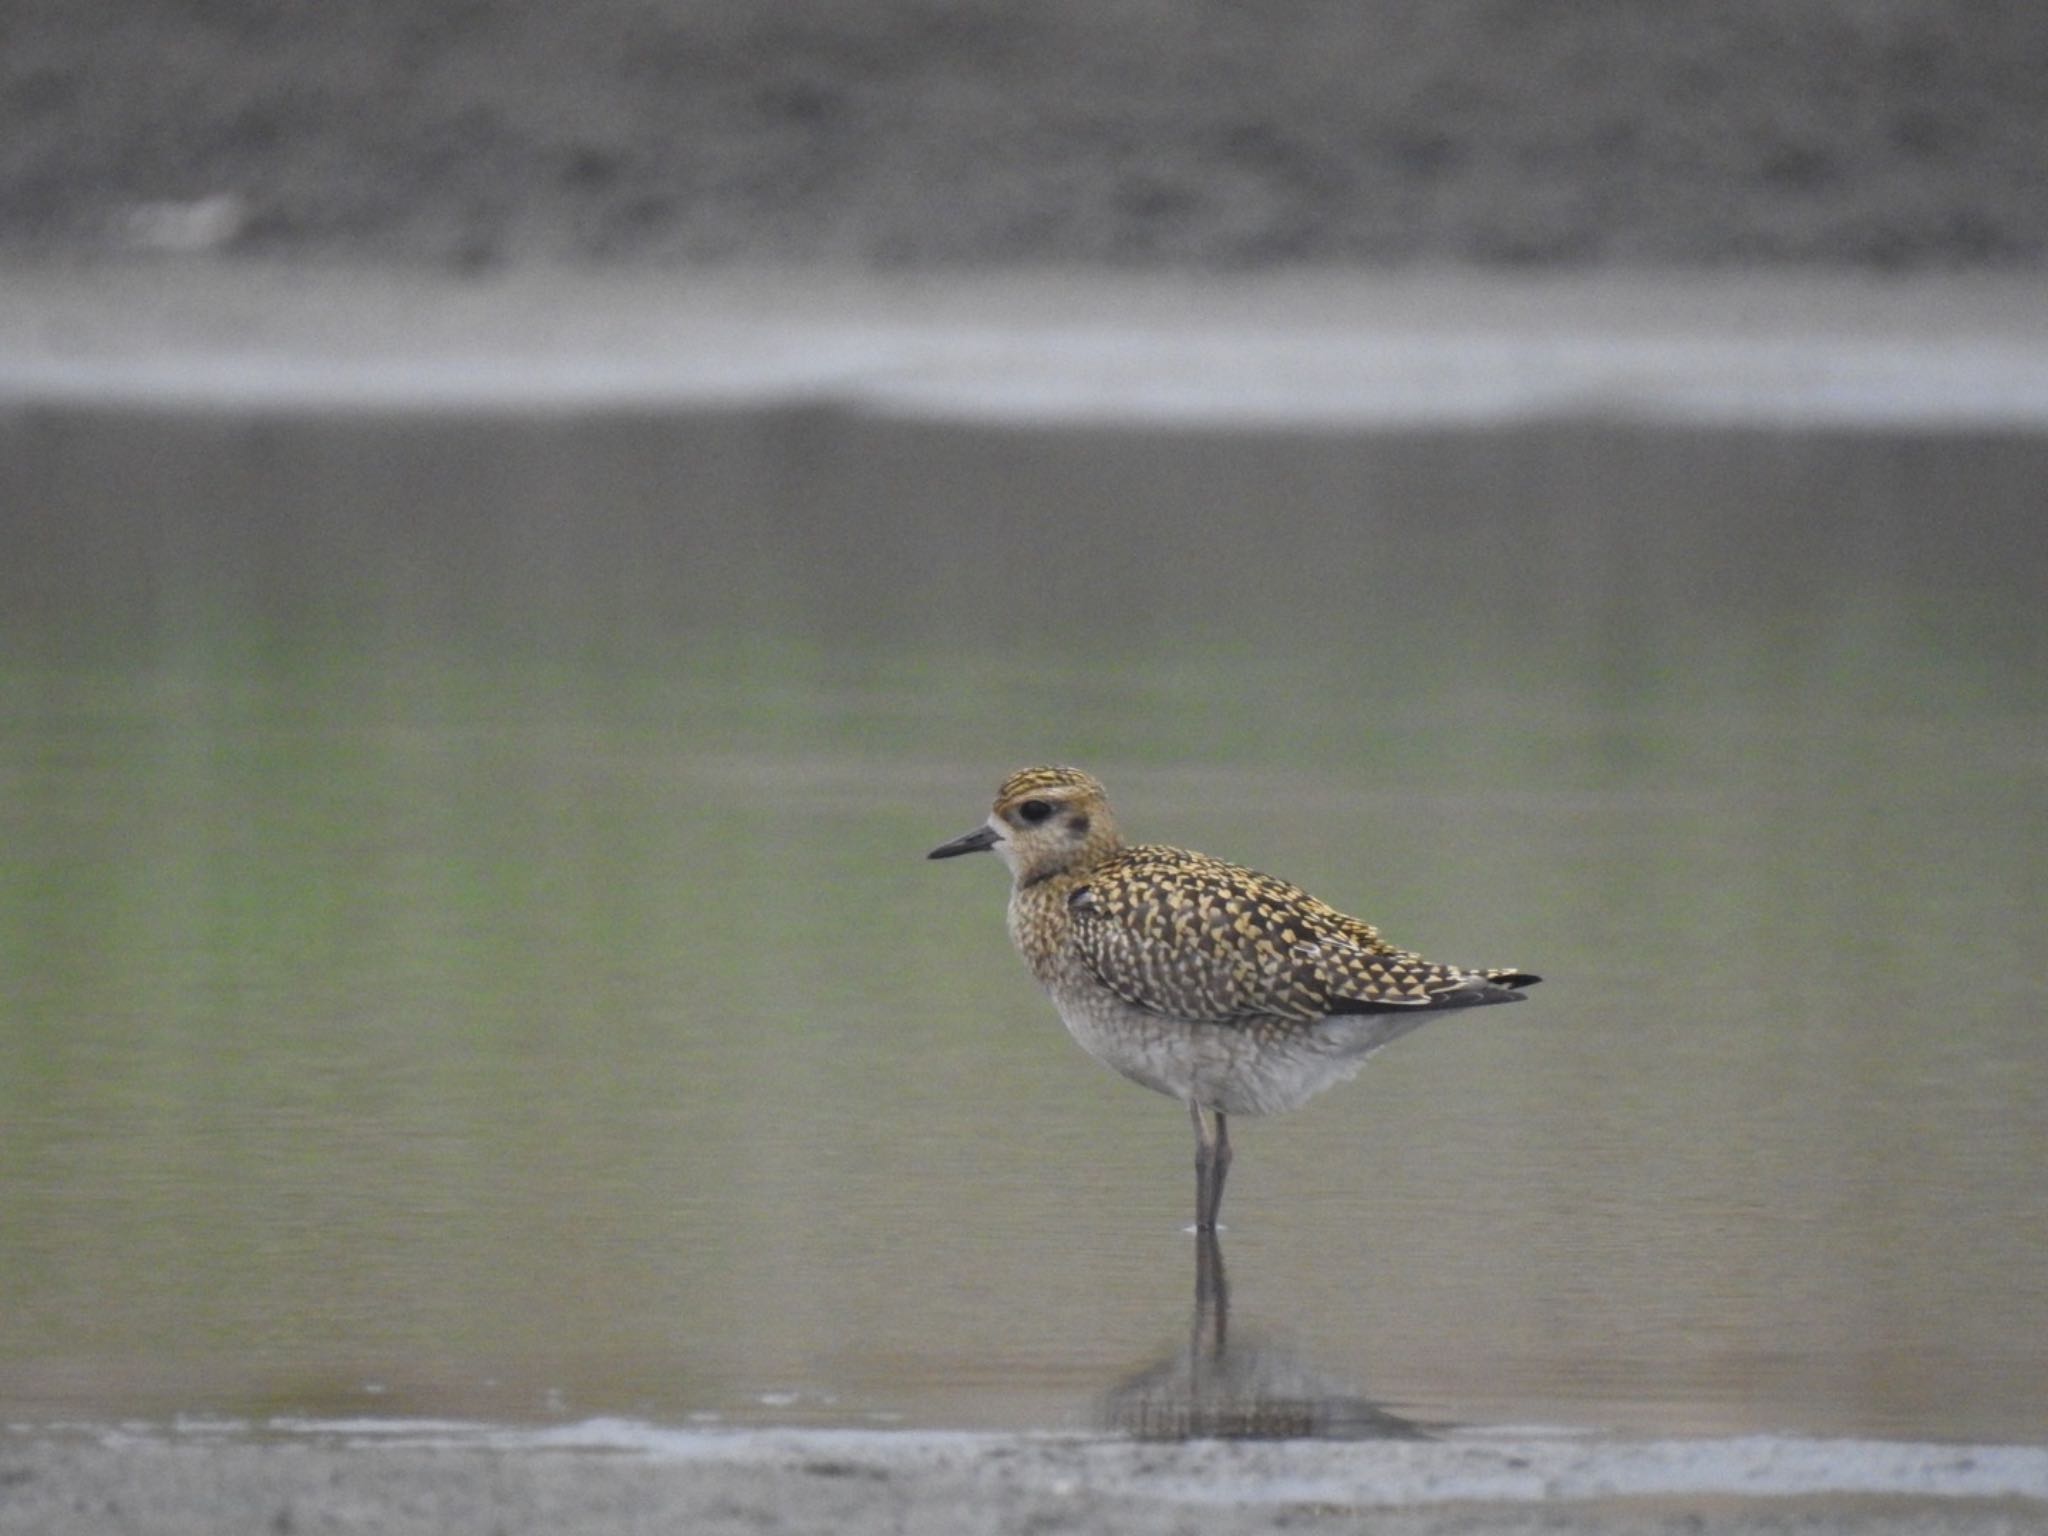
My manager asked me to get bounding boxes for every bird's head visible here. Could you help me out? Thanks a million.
[927,765,1122,884]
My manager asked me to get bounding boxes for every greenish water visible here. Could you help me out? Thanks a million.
[2,410,2045,1441]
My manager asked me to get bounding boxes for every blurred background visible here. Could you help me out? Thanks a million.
[4,0,2047,265]
[1,1,2045,1444]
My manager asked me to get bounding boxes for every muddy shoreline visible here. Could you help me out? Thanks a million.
[4,1428,2044,1536]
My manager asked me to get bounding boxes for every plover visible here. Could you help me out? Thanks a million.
[929,766,1540,1231]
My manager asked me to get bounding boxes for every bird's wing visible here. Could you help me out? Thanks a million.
[1068,847,1532,1025]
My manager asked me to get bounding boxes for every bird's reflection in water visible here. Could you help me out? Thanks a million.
[1098,1233,1429,1441]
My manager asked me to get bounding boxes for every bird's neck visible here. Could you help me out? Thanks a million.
[1005,860,1099,983]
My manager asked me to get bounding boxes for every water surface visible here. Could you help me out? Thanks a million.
[2,403,2044,1442]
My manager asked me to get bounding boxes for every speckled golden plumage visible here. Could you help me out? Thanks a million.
[929,765,1541,1231]
[1050,843,1538,1025]
[967,764,1536,1025]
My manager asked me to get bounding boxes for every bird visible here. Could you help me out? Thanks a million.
[928,766,1540,1232]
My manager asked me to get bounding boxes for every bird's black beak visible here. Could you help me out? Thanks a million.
[927,825,1001,859]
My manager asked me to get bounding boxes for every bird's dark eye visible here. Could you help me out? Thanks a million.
[1017,799,1053,824]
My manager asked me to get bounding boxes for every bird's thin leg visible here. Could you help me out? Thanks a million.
[1190,1103,1233,1232]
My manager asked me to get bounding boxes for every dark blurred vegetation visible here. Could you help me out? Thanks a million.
[2,1,2045,267]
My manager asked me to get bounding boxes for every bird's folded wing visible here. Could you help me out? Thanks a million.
[1068,848,1495,1024]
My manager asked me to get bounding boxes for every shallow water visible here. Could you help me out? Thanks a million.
[2,402,2045,1443]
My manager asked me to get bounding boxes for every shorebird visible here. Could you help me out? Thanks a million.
[928,766,1540,1232]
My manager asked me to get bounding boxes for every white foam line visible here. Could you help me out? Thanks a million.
[6,328,2048,429]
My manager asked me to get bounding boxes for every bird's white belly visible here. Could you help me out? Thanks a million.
[1050,989,1385,1117]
